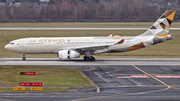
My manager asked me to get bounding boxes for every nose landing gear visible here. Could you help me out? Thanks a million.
[22,54,26,61]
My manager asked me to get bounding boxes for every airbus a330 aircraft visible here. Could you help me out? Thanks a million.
[4,10,175,61]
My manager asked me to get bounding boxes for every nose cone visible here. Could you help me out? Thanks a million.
[4,44,10,50]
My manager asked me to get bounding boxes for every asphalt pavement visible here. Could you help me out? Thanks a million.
[0,58,180,101]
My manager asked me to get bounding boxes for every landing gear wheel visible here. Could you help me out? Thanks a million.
[22,57,26,61]
[90,56,95,61]
[84,56,95,61]
[83,56,87,61]
[84,56,90,61]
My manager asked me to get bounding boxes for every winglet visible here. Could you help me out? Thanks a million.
[116,39,124,44]
[108,34,113,37]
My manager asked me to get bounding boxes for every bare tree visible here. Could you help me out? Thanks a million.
[0,0,172,22]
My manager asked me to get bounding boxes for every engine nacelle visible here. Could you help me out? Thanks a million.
[58,50,80,59]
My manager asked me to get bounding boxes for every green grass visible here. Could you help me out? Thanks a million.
[97,43,180,58]
[0,22,154,28]
[0,22,180,58]
[1,30,180,58]
[0,65,94,92]
[0,22,179,28]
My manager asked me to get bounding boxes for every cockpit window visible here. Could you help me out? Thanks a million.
[9,42,14,45]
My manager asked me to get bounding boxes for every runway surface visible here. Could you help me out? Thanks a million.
[0,27,180,30]
[0,58,180,65]
[0,58,180,101]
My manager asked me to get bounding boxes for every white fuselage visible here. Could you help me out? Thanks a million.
[4,37,129,54]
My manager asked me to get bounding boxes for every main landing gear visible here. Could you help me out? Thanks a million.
[84,56,95,61]
[83,50,95,61]
[22,54,26,61]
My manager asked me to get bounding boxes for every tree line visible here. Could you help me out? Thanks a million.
[0,0,178,22]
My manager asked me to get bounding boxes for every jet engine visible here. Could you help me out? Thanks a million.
[58,50,80,59]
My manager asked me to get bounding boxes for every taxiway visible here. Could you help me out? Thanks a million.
[0,58,180,101]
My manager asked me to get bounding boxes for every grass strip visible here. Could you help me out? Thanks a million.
[0,65,94,92]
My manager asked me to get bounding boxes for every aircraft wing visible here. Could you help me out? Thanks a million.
[74,43,114,51]
[58,39,124,52]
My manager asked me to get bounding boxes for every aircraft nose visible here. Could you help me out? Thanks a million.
[4,44,10,50]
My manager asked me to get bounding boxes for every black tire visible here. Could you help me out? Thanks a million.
[22,57,26,61]
[84,56,87,61]
[68,56,70,59]
[90,56,95,61]
[84,56,90,61]
[86,57,90,61]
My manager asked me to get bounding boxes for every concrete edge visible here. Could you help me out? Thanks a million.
[79,70,100,93]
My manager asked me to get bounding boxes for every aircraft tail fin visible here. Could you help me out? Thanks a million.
[141,10,176,38]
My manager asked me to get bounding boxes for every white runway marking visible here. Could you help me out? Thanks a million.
[7,61,75,63]
[5,61,75,65]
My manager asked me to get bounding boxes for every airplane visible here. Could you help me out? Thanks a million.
[4,10,175,61]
